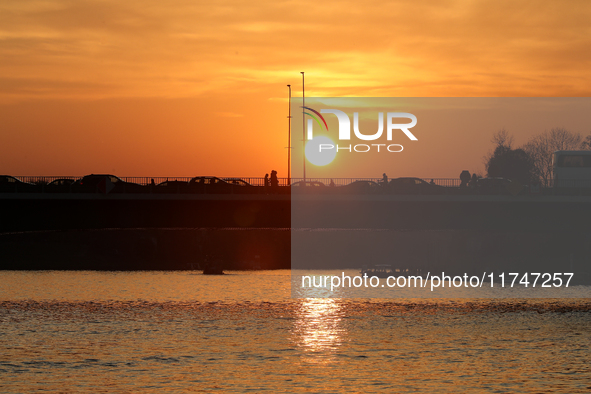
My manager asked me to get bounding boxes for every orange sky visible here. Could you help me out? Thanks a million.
[1,0,591,177]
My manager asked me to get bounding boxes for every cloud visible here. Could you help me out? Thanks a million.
[1,0,591,102]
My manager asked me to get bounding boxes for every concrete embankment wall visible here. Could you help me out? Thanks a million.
[0,228,290,270]
[0,194,291,232]
[1,194,590,279]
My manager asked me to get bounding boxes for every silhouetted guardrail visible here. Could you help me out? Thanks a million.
[4,176,591,195]
[12,176,462,187]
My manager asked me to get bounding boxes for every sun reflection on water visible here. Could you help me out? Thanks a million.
[292,298,345,362]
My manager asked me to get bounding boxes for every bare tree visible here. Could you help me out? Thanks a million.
[483,128,534,183]
[522,128,584,186]
[483,128,514,172]
[580,134,591,150]
[491,128,513,149]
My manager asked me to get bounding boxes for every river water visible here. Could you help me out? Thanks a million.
[1,270,591,393]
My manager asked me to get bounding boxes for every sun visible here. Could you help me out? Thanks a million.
[305,136,337,166]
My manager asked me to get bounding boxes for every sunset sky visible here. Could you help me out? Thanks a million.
[1,0,591,178]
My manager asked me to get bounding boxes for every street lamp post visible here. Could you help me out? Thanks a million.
[301,72,306,184]
[287,84,291,184]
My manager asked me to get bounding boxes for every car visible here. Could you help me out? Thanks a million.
[387,177,444,194]
[290,181,326,193]
[189,176,234,193]
[0,175,37,192]
[44,178,75,192]
[475,177,517,195]
[222,178,258,193]
[48,178,75,187]
[72,174,144,193]
[290,181,326,187]
[189,176,228,185]
[340,180,381,193]
[154,180,190,193]
[223,178,253,187]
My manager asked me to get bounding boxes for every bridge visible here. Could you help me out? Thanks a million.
[1,187,590,232]
[2,176,591,277]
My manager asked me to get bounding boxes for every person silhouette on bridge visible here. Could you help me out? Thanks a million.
[270,170,278,188]
[460,170,471,188]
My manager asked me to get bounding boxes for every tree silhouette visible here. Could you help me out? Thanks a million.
[486,145,534,184]
[580,134,591,150]
[491,128,513,149]
[522,128,585,186]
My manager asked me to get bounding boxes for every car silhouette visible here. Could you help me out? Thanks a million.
[48,178,75,187]
[290,181,326,193]
[154,180,190,193]
[222,178,257,193]
[0,175,37,192]
[72,174,144,193]
[189,176,234,193]
[340,180,381,193]
[475,177,518,195]
[223,178,253,187]
[45,178,75,192]
[387,177,444,194]
[291,181,325,187]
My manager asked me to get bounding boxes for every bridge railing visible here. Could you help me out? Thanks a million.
[287,178,462,187]
[15,176,461,188]
[8,176,591,195]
